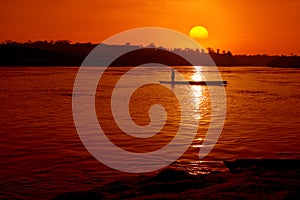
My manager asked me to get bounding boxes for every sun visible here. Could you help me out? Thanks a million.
[189,26,208,39]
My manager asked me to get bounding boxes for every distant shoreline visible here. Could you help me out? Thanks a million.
[1,41,299,68]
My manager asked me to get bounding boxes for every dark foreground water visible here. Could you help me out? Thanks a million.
[0,66,299,199]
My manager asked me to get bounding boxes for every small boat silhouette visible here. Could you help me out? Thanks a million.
[159,80,228,85]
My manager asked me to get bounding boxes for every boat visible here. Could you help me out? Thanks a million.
[159,80,228,85]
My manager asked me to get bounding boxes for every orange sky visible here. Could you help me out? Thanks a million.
[1,0,299,55]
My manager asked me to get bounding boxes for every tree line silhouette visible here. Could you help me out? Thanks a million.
[0,40,299,67]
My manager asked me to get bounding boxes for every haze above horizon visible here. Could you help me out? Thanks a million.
[1,0,299,55]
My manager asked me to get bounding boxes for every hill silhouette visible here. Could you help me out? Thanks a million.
[0,40,298,67]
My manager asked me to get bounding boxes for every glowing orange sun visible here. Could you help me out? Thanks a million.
[189,26,208,39]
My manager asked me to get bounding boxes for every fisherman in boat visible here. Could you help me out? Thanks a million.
[171,68,175,83]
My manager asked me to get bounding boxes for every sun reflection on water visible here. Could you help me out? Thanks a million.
[191,66,204,81]
[190,66,205,121]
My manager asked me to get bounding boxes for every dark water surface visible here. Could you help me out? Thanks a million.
[0,66,299,199]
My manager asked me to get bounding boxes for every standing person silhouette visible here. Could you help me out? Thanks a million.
[171,68,175,83]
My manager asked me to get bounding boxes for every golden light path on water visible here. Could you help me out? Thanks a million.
[190,66,205,148]
[191,66,203,82]
[174,66,210,174]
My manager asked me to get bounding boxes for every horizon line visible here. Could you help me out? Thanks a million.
[1,40,299,57]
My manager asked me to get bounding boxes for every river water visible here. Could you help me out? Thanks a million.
[0,66,299,199]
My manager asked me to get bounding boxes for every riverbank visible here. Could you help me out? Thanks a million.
[53,161,300,200]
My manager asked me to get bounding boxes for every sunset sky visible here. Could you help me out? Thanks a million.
[1,0,299,55]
